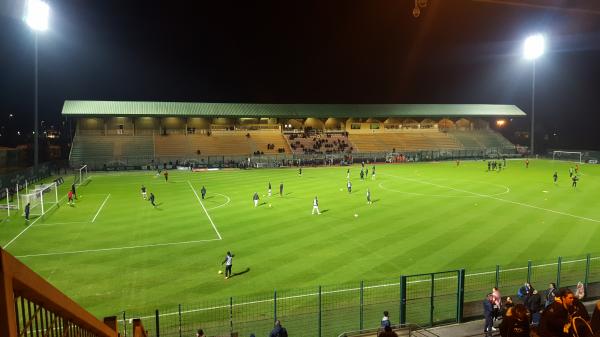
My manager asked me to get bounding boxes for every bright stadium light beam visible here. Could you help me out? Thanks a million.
[25,0,50,31]
[523,34,545,156]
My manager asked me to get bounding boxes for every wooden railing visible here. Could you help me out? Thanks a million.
[0,247,118,337]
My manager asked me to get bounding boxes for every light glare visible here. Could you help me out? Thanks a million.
[25,0,50,31]
[523,34,545,60]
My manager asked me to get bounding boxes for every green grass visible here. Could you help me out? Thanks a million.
[1,159,599,324]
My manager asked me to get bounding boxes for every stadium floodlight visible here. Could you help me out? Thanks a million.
[24,0,50,169]
[523,34,545,60]
[25,0,50,31]
[523,34,545,156]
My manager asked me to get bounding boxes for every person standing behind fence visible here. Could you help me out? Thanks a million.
[484,293,495,334]
[499,304,530,337]
[196,329,205,337]
[539,288,575,337]
[525,289,543,327]
[545,283,557,308]
[381,311,391,328]
[492,287,502,323]
[269,320,288,337]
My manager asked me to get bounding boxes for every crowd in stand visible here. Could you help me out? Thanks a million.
[288,132,352,154]
[484,281,600,337]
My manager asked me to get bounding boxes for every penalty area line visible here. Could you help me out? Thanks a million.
[187,181,223,240]
[91,194,111,223]
[4,195,68,249]
[15,239,222,258]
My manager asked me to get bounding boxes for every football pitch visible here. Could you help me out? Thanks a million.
[1,159,599,317]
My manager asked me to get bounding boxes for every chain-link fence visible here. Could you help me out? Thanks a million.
[118,253,599,337]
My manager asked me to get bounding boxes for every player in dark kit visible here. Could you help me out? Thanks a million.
[553,172,558,184]
[149,192,156,207]
[164,170,169,182]
[298,167,302,176]
[201,186,206,199]
[24,202,31,221]
[572,175,578,188]
[71,183,77,199]
[279,183,284,196]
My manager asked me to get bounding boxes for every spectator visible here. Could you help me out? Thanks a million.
[539,288,575,337]
[381,311,391,328]
[196,329,205,337]
[545,283,558,308]
[269,320,288,337]
[575,281,585,300]
[499,304,530,337]
[525,289,543,326]
[492,287,502,322]
[591,300,600,334]
[378,325,398,337]
[517,282,532,302]
[484,293,495,334]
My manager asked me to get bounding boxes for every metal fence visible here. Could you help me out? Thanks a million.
[119,253,599,337]
[77,147,518,171]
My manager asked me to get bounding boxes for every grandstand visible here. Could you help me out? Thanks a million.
[63,101,524,168]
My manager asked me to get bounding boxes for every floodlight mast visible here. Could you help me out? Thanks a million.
[24,0,49,170]
[523,34,545,156]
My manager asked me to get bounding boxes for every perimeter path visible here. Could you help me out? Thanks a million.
[382,173,600,223]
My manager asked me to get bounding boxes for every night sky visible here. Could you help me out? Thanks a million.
[1,0,599,150]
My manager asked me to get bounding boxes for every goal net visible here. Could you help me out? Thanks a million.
[20,182,59,218]
[552,151,582,163]
[75,165,89,186]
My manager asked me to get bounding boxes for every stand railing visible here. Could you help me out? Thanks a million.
[0,247,118,337]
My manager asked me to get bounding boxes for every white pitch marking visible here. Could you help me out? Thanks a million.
[383,173,600,223]
[92,194,111,223]
[206,193,231,211]
[15,239,221,258]
[4,195,68,248]
[187,181,222,240]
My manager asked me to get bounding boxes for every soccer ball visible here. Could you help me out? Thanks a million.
[354,214,358,218]
[218,270,223,274]
[269,204,272,208]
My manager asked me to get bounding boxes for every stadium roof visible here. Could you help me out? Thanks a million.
[61,101,526,118]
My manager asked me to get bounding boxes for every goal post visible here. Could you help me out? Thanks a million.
[75,164,89,186]
[552,151,582,163]
[1,188,16,217]
[20,182,59,218]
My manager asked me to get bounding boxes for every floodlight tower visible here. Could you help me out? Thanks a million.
[24,0,49,170]
[523,34,545,156]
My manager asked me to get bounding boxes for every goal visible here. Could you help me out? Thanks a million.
[552,151,582,163]
[75,165,89,186]
[20,182,59,218]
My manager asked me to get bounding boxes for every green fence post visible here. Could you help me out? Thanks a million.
[457,269,465,323]
[178,304,182,337]
[155,309,160,337]
[274,290,277,323]
[527,260,532,284]
[585,254,591,289]
[495,265,500,289]
[430,273,434,327]
[229,297,233,335]
[318,286,322,337]
[360,281,364,331]
[123,311,127,337]
[557,257,562,288]
[400,276,407,325]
